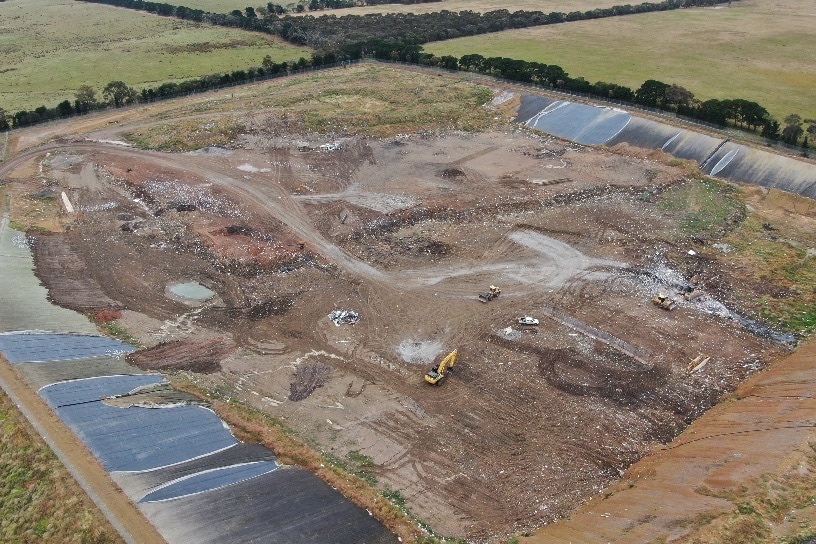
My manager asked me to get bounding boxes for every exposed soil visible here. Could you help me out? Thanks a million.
[2,82,812,543]
[127,338,234,373]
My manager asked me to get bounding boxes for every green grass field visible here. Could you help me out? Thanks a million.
[424,0,816,121]
[0,389,122,543]
[0,0,311,113]
[173,0,626,17]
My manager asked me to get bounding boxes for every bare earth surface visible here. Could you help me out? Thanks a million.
[1,70,814,543]
[523,337,816,543]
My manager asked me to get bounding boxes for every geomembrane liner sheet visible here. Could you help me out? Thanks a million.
[113,443,279,500]
[39,374,165,406]
[15,356,148,389]
[140,467,399,544]
[524,101,631,146]
[139,461,280,503]
[518,95,816,199]
[40,375,238,472]
[0,332,136,363]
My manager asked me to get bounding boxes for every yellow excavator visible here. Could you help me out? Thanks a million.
[424,349,458,385]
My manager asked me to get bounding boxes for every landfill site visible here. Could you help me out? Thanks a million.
[1,65,816,543]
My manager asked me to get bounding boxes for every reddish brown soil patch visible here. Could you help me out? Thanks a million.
[127,338,234,373]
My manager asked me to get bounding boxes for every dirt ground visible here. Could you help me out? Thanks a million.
[1,80,813,542]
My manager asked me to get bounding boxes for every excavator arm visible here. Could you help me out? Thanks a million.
[425,349,458,385]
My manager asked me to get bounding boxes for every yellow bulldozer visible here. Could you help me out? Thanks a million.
[424,349,458,385]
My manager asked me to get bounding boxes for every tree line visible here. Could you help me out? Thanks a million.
[3,0,813,149]
[79,0,730,50]
[3,49,812,148]
[0,56,322,131]
[262,0,441,15]
[373,46,813,147]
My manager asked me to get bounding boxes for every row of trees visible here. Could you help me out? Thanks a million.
[357,44,814,147]
[0,81,139,130]
[261,0,440,15]
[80,0,731,49]
[0,56,322,130]
[4,49,811,147]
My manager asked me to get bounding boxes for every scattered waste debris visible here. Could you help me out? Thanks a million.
[652,292,677,311]
[329,310,360,326]
[687,354,711,374]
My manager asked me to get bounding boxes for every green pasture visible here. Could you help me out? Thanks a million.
[0,0,311,112]
[425,0,816,121]
[173,0,627,17]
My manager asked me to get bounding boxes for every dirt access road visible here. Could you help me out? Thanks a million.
[2,68,814,542]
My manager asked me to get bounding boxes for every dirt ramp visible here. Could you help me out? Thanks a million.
[127,338,234,373]
[31,233,122,313]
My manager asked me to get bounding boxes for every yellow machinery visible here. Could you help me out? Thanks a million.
[651,292,676,310]
[478,285,501,303]
[424,349,458,385]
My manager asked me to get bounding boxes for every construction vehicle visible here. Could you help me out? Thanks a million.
[424,349,458,385]
[478,285,501,303]
[652,292,676,311]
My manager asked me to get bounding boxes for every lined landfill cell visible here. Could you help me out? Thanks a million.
[40,375,239,472]
[0,332,136,363]
[518,95,816,199]
[0,255,397,544]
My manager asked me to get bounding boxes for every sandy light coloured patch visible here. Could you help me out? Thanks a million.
[237,163,271,173]
[396,339,444,364]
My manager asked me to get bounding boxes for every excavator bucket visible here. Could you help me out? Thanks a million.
[424,349,458,385]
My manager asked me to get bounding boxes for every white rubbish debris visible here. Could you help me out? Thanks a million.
[60,191,74,213]
[687,249,697,256]
[329,310,360,326]
[500,326,522,340]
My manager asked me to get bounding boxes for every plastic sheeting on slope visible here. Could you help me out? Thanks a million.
[518,95,816,199]
[709,143,816,198]
[0,332,136,363]
[40,375,238,472]
[608,116,724,164]
[140,466,399,544]
[524,100,631,146]
[112,443,279,500]
[14,356,148,389]
[139,461,280,503]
